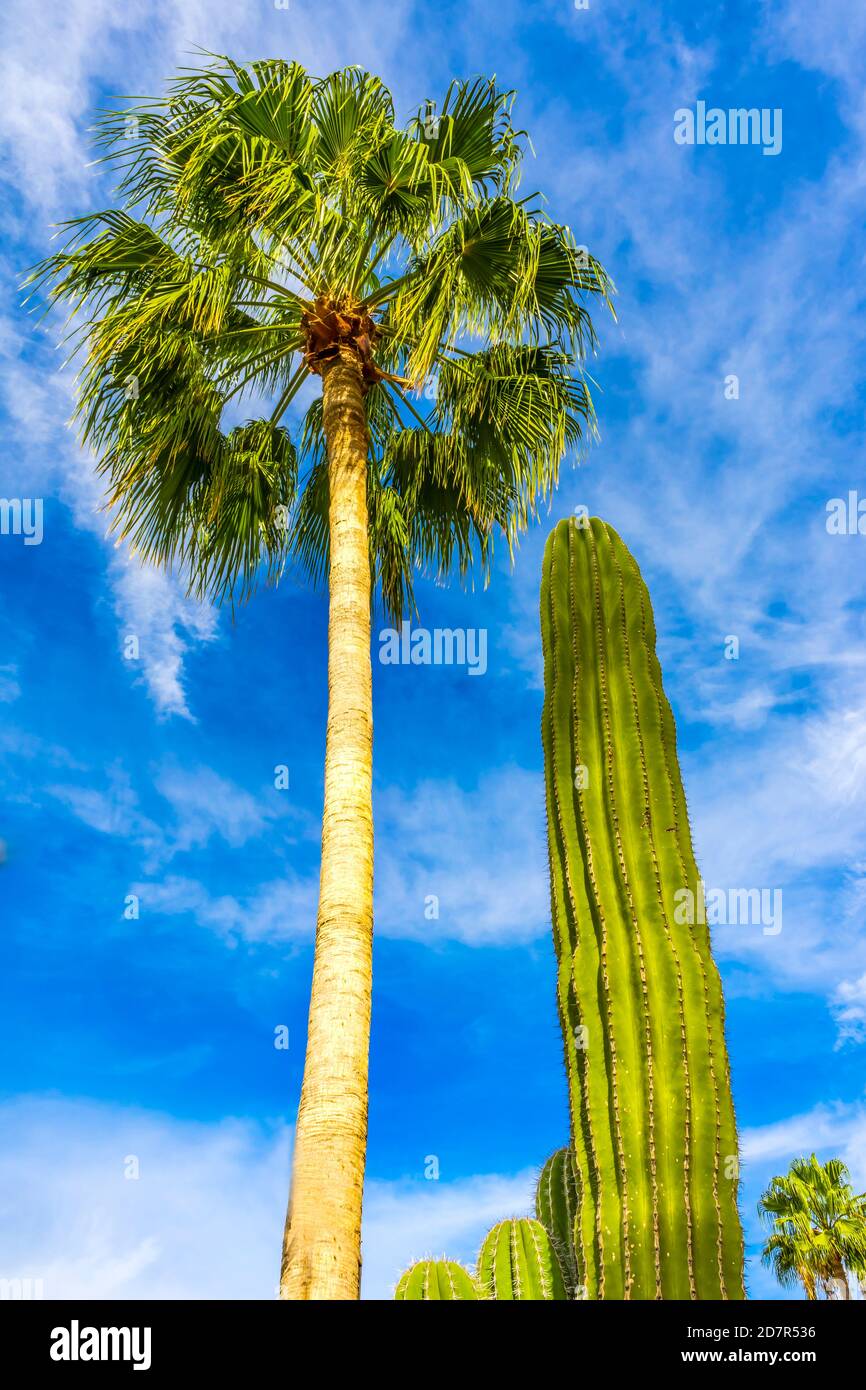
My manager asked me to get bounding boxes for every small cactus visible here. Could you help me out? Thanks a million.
[395,1259,479,1300]
[477,1218,568,1300]
[536,1148,580,1295]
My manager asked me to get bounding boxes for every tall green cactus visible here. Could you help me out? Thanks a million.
[477,1218,568,1300]
[540,517,744,1300]
[395,1259,479,1300]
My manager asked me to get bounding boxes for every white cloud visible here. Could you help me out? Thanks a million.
[0,1096,290,1299]
[46,757,311,870]
[692,704,866,888]
[832,971,866,1048]
[741,1099,866,1169]
[154,763,273,851]
[110,557,220,721]
[363,1168,536,1297]
[681,702,866,1005]
[0,298,220,720]
[0,0,431,227]
[375,766,549,945]
[48,762,163,852]
[131,872,318,945]
[0,1095,535,1300]
[0,0,128,215]
[761,0,866,126]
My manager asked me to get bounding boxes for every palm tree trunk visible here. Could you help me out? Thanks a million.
[828,1259,851,1300]
[280,351,374,1300]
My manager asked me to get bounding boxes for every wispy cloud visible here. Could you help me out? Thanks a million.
[130,872,318,945]
[0,294,220,719]
[109,557,220,720]
[47,757,312,869]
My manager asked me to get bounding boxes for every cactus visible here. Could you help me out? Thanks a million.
[536,1148,580,1295]
[395,1259,479,1300]
[540,517,744,1300]
[477,1218,568,1300]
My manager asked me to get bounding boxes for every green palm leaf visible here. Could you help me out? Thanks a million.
[759,1153,866,1299]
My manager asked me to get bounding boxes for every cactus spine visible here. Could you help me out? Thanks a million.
[395,1259,479,1300]
[540,517,744,1300]
[477,1218,568,1300]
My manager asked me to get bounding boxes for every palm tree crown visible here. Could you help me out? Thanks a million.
[29,54,613,615]
[759,1153,866,1299]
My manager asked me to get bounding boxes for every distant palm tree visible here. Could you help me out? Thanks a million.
[758,1154,866,1299]
[30,55,612,1299]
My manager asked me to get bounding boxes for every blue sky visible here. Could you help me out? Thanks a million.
[2,0,866,1300]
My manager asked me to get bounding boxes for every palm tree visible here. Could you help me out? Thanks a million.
[29,55,613,1299]
[758,1154,866,1300]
